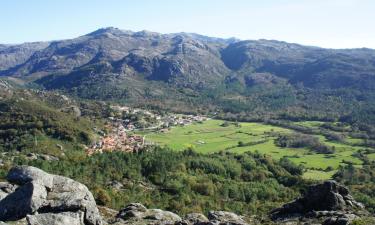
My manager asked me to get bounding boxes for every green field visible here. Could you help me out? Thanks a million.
[137,119,372,180]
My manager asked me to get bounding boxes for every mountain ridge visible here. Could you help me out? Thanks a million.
[1,27,375,123]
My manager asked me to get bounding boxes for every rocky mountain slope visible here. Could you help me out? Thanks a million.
[1,28,230,86]
[0,42,49,71]
[1,27,374,90]
[1,28,375,123]
[0,166,373,225]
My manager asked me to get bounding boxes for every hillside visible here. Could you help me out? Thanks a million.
[1,156,375,224]
[1,28,375,124]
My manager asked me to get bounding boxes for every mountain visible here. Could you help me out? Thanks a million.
[0,42,49,71]
[1,27,230,85]
[1,27,375,123]
[221,40,375,90]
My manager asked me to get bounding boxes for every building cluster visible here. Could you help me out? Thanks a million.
[86,122,145,155]
[111,105,208,131]
[162,114,207,127]
[86,105,209,155]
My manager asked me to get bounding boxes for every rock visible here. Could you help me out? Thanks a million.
[182,213,209,224]
[39,154,59,161]
[0,181,47,220]
[44,174,101,225]
[56,144,64,151]
[26,153,38,160]
[270,180,368,225]
[322,216,350,225]
[0,182,17,193]
[113,203,251,225]
[0,165,103,225]
[145,209,181,222]
[6,165,54,188]
[117,203,148,219]
[25,153,59,161]
[116,203,181,225]
[60,105,81,118]
[208,211,248,225]
[0,190,8,201]
[0,182,17,201]
[27,212,84,225]
[108,180,124,190]
[271,180,363,220]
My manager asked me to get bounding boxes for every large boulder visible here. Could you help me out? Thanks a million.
[27,212,84,225]
[180,213,208,224]
[0,165,102,225]
[270,180,364,222]
[115,203,181,225]
[207,211,248,225]
[0,181,47,221]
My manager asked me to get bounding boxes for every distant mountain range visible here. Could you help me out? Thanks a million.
[1,27,375,123]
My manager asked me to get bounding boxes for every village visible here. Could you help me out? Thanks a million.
[86,105,208,155]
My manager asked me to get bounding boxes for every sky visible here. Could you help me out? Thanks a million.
[1,0,374,49]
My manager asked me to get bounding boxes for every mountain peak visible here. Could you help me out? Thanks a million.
[86,27,127,36]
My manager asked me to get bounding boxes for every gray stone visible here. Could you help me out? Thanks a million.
[108,180,124,190]
[146,209,181,222]
[0,182,17,201]
[27,212,84,225]
[208,211,248,225]
[117,203,148,219]
[6,166,54,189]
[0,166,103,225]
[39,154,59,161]
[183,213,209,224]
[0,181,47,221]
[56,144,64,151]
[0,182,17,194]
[322,217,350,225]
[116,203,181,225]
[270,180,363,220]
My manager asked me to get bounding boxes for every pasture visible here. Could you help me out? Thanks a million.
[137,119,372,180]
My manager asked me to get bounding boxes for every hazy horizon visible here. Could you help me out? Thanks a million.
[1,0,374,49]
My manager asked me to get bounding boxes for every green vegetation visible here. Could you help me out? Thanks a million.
[2,32,375,222]
[275,133,334,154]
[1,147,305,216]
[0,90,105,155]
[334,162,375,214]
[138,119,374,180]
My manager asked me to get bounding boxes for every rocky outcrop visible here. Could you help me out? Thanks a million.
[206,211,248,225]
[0,166,250,225]
[27,212,84,225]
[0,166,102,225]
[270,180,365,225]
[1,166,368,225]
[180,213,208,224]
[112,203,181,225]
[25,153,59,161]
[109,203,249,225]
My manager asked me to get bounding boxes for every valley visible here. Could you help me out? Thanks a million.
[1,26,375,224]
[136,119,372,180]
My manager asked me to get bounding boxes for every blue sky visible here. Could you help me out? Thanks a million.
[1,0,374,48]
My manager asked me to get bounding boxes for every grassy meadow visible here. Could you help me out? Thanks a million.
[136,119,373,180]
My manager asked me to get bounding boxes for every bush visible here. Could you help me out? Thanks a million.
[94,188,111,205]
[276,133,334,154]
